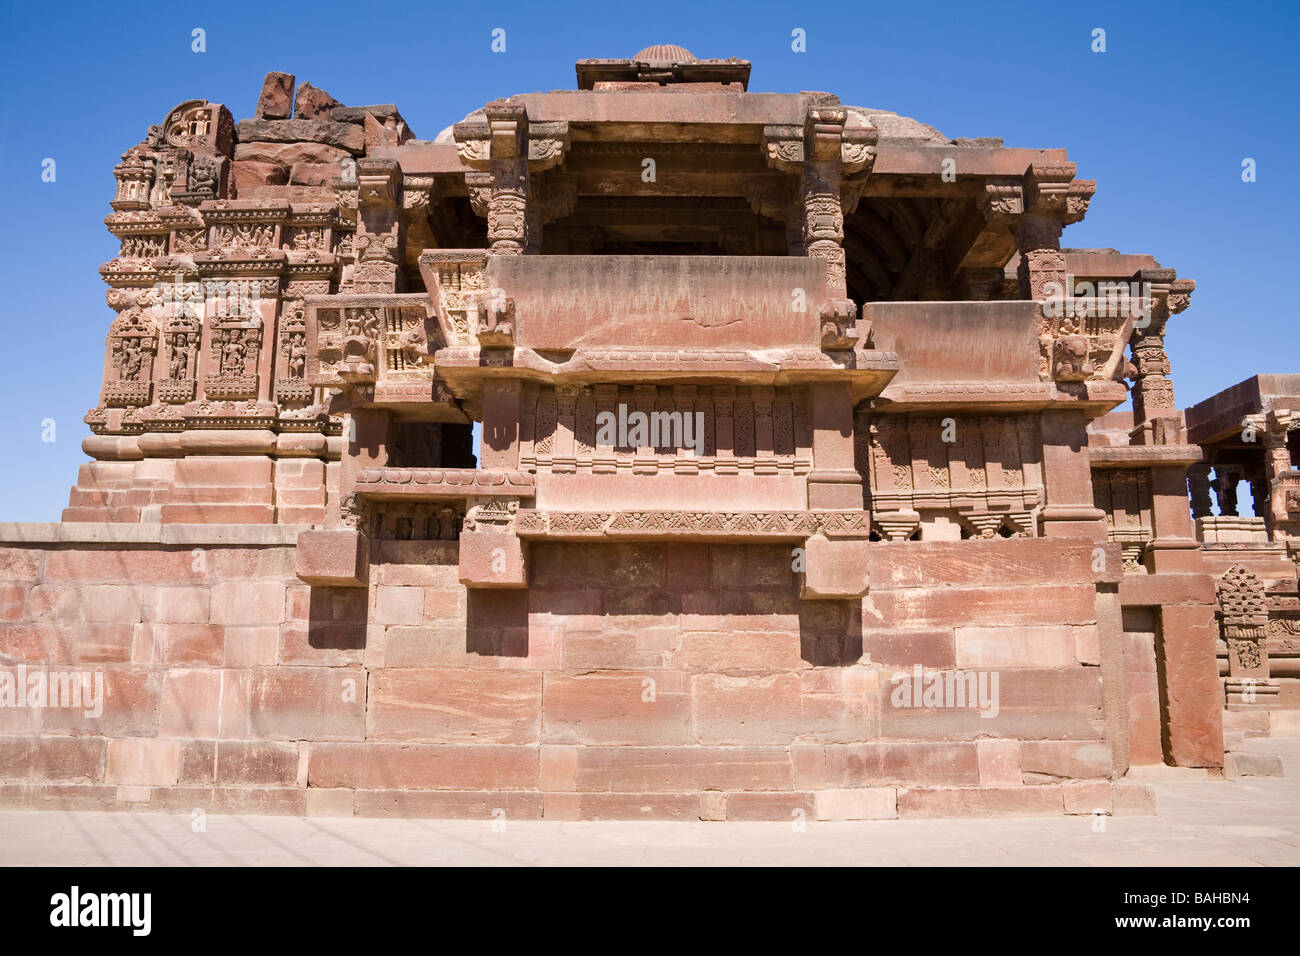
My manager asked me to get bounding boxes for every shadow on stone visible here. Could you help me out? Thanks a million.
[307,587,368,650]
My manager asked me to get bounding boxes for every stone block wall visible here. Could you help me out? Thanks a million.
[0,531,1155,819]
[63,457,340,525]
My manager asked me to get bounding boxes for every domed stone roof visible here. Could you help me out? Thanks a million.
[633,44,697,63]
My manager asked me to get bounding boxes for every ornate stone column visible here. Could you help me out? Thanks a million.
[1262,411,1297,536]
[760,105,876,300]
[1130,272,1193,443]
[1015,163,1073,301]
[801,108,849,298]
[455,103,571,257]
[485,102,529,255]
[1187,462,1213,520]
[1213,467,1240,517]
[352,158,403,293]
[1217,565,1279,707]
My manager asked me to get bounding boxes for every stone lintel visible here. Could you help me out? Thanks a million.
[1089,444,1204,468]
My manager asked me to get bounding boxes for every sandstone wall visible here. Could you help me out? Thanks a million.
[64,457,340,525]
[0,531,1154,820]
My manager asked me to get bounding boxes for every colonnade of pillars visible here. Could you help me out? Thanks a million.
[1187,462,1268,519]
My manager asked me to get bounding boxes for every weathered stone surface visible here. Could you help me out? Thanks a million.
[293,81,340,120]
[236,118,365,154]
[232,159,288,195]
[368,670,541,743]
[233,140,352,166]
[256,71,295,119]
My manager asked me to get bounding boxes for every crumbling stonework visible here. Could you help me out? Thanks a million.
[3,46,1296,819]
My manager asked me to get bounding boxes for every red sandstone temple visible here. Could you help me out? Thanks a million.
[3,47,1297,818]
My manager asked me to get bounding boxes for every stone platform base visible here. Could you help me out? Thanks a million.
[0,526,1178,821]
[1223,707,1300,738]
[0,780,1154,820]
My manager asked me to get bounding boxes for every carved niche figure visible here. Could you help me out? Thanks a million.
[157,313,201,403]
[338,307,382,381]
[274,302,314,405]
[188,157,219,197]
[103,309,157,407]
[203,315,262,400]
[288,333,307,379]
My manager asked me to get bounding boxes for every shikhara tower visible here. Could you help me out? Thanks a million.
[2,47,1297,818]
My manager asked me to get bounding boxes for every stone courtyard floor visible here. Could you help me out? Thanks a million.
[2,737,1297,867]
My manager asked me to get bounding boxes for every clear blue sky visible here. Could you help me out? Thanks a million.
[0,0,1295,520]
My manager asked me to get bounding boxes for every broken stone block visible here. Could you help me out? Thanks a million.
[294,81,341,120]
[256,71,295,119]
[331,103,405,124]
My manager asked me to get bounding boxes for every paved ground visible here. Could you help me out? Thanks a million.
[3,738,1297,867]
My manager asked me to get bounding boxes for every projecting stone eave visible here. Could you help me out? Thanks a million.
[871,380,1130,417]
[1184,374,1300,446]
[429,346,902,415]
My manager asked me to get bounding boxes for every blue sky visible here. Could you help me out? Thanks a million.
[0,0,1295,520]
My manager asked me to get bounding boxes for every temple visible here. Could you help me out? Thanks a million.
[1,47,1296,818]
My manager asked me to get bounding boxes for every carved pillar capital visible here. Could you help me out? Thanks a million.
[760,108,877,298]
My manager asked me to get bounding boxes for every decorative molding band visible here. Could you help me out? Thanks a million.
[515,509,871,540]
[354,468,535,497]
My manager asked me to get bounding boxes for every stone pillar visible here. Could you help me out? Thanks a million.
[1158,602,1226,766]
[481,379,521,469]
[1038,409,1106,539]
[801,108,848,299]
[1147,465,1203,572]
[1262,411,1296,532]
[333,406,391,529]
[673,385,699,475]
[1213,467,1239,517]
[759,107,873,299]
[807,382,862,509]
[525,174,545,255]
[713,385,736,476]
[353,159,403,293]
[753,386,775,473]
[1015,163,1072,300]
[957,267,1004,301]
[592,384,617,474]
[483,101,530,256]
[463,372,527,589]
[633,384,657,474]
[1130,273,1193,443]
[1247,466,1269,523]
[1187,463,1213,519]
[553,386,578,473]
